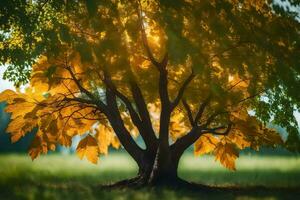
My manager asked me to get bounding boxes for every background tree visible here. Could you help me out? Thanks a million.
[0,0,300,186]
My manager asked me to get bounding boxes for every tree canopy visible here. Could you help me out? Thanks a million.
[0,0,300,176]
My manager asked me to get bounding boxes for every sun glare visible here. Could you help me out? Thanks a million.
[228,74,234,82]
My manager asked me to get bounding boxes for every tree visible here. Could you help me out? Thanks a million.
[0,0,300,187]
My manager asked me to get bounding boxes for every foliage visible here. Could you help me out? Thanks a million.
[0,0,299,171]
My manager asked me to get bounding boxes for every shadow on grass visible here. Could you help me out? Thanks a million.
[1,169,300,200]
[1,154,300,199]
[1,182,299,200]
[180,169,300,188]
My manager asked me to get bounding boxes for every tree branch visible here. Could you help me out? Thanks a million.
[65,66,94,100]
[202,123,232,136]
[182,99,194,126]
[171,72,195,110]
[105,88,144,164]
[130,81,158,148]
[62,97,96,105]
[236,90,265,104]
[65,66,108,113]
[137,1,160,69]
[194,96,211,125]
[64,66,144,163]
[137,1,171,149]
[171,126,203,158]
[102,70,157,152]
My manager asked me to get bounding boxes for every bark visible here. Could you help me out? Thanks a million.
[105,88,145,165]
[107,142,184,188]
[147,146,180,186]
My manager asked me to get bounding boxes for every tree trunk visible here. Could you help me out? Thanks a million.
[147,144,179,185]
[109,144,184,188]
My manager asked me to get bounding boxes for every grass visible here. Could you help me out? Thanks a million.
[0,152,300,200]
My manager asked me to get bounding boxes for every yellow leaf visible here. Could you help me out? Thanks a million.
[111,136,121,149]
[214,143,239,170]
[28,133,54,160]
[28,136,43,160]
[0,89,17,103]
[31,71,49,91]
[46,120,58,134]
[76,135,99,164]
[263,128,283,146]
[95,125,119,154]
[58,134,72,147]
[6,116,37,143]
[169,112,189,141]
[232,114,283,150]
[2,90,38,144]
[194,134,219,155]
[227,131,251,150]
[5,101,36,119]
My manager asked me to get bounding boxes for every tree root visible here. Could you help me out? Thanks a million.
[100,175,213,191]
[100,175,145,189]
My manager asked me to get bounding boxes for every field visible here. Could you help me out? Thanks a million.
[0,152,300,200]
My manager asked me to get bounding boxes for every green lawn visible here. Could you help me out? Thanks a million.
[0,152,299,200]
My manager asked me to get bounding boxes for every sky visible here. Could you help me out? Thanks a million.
[0,66,14,92]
